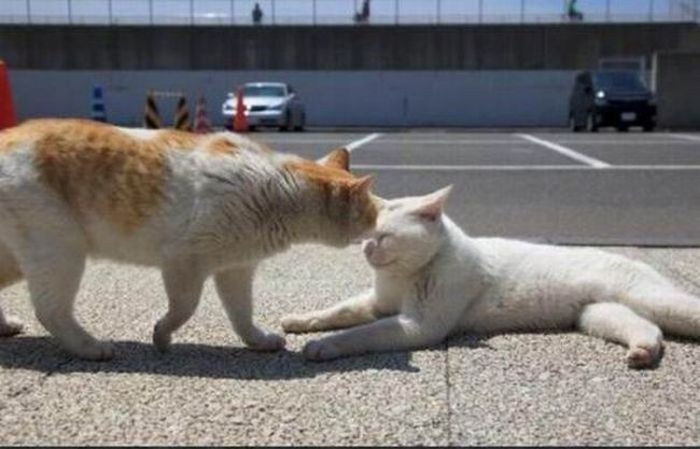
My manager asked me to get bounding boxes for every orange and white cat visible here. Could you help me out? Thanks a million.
[0,119,378,360]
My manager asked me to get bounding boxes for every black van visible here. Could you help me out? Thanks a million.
[568,70,657,132]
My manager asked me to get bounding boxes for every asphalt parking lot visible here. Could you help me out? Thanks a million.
[1,129,700,445]
[264,130,700,245]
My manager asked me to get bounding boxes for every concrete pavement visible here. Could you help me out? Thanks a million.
[1,243,699,445]
[264,130,700,246]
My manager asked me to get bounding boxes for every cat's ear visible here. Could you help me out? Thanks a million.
[317,147,350,171]
[350,175,375,194]
[411,185,452,221]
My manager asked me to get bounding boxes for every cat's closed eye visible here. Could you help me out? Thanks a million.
[376,233,393,245]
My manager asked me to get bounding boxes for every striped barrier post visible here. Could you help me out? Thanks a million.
[143,91,162,129]
[174,94,191,131]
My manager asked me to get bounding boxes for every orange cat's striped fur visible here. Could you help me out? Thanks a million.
[0,119,379,360]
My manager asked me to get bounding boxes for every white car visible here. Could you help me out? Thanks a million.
[222,82,306,131]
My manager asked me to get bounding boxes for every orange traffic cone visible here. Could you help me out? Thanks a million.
[0,60,17,130]
[233,87,248,133]
[194,95,213,134]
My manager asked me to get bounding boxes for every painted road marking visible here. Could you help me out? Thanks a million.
[516,134,611,168]
[345,133,383,152]
[670,134,700,143]
[372,139,521,145]
[263,138,697,146]
[257,138,353,144]
[352,164,700,171]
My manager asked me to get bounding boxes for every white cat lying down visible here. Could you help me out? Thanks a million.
[283,186,700,369]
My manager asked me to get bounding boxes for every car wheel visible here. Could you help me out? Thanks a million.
[248,125,257,132]
[294,112,306,132]
[585,113,598,132]
[279,111,291,132]
[617,125,629,132]
[643,122,656,132]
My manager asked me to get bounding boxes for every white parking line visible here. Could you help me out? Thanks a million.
[670,134,700,143]
[352,164,700,171]
[516,134,611,168]
[257,138,350,144]
[344,133,383,152]
[550,140,698,145]
[372,139,698,146]
[371,139,520,145]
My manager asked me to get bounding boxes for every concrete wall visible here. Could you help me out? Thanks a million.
[653,51,700,129]
[2,23,699,70]
[9,70,576,127]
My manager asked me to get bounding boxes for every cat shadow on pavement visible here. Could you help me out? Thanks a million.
[0,336,419,380]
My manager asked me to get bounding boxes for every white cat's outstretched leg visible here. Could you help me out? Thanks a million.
[577,302,663,369]
[153,259,206,352]
[21,236,114,360]
[303,314,447,361]
[282,290,396,334]
[215,266,285,352]
[303,287,467,361]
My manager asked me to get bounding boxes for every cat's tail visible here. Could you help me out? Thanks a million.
[622,284,700,339]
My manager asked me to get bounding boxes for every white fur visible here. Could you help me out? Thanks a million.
[0,128,371,360]
[283,186,700,368]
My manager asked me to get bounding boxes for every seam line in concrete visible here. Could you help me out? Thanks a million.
[345,133,383,152]
[444,340,453,446]
[5,358,73,401]
[516,134,611,168]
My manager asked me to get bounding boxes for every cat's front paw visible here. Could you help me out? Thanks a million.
[281,314,318,334]
[303,339,341,361]
[0,316,24,338]
[246,331,286,352]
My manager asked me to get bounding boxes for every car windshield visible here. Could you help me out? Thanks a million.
[593,72,647,91]
[243,85,286,97]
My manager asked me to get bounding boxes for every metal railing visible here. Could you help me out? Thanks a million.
[1,0,698,26]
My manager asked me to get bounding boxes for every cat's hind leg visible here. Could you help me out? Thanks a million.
[281,290,395,334]
[622,286,700,340]
[0,241,24,337]
[19,233,114,360]
[578,302,663,369]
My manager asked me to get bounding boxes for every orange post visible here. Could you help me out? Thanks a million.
[233,87,248,133]
[0,60,17,130]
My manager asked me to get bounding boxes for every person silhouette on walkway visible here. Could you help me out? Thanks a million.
[567,0,584,22]
[354,0,370,23]
[252,2,263,24]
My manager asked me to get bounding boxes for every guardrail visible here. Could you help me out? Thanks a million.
[1,0,698,26]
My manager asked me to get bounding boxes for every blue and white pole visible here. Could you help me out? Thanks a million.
[91,85,107,123]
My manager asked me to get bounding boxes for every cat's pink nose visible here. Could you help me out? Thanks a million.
[363,240,376,258]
